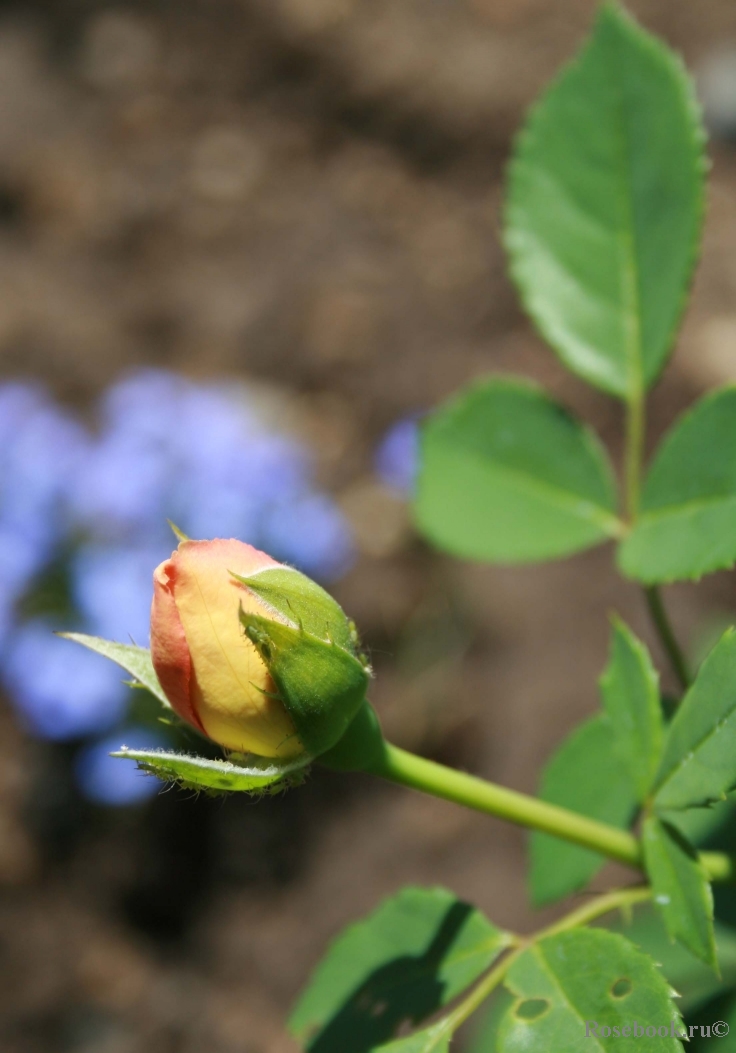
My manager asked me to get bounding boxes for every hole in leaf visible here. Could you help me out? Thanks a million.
[610,978,632,999]
[515,998,550,1021]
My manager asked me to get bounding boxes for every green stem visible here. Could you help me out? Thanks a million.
[701,850,734,883]
[368,743,733,882]
[625,391,645,520]
[439,885,653,1037]
[645,585,691,691]
[441,944,526,1034]
[373,742,642,868]
[534,884,652,940]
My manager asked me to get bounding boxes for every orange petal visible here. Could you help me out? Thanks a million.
[150,557,205,734]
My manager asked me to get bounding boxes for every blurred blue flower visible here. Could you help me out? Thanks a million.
[70,371,314,545]
[71,543,170,645]
[173,476,262,543]
[0,384,86,532]
[68,432,172,539]
[174,383,256,473]
[262,493,355,581]
[98,369,189,442]
[4,621,128,740]
[374,416,421,495]
[0,385,87,649]
[75,725,170,806]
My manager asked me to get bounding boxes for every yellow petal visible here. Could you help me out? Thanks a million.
[172,539,303,758]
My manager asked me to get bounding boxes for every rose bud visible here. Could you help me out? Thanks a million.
[151,539,370,759]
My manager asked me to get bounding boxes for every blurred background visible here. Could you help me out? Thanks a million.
[2,0,736,1049]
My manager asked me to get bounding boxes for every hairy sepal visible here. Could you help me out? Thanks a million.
[239,608,371,757]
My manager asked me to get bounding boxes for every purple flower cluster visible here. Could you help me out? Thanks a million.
[0,370,355,804]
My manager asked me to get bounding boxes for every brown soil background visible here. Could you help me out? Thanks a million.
[1,1,736,1050]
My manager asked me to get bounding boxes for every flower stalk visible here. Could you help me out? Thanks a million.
[364,742,734,883]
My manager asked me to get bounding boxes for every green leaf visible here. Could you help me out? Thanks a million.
[654,629,736,811]
[619,388,736,583]
[530,714,638,906]
[370,1025,450,1053]
[240,610,369,757]
[415,377,621,565]
[289,886,512,1053]
[600,617,663,801]
[110,747,310,795]
[466,990,516,1053]
[58,633,169,708]
[505,2,705,399]
[231,566,358,653]
[611,907,736,1014]
[499,928,684,1050]
[665,794,736,848]
[643,817,717,969]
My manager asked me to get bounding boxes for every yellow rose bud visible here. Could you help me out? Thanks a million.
[150,538,371,761]
[151,538,304,758]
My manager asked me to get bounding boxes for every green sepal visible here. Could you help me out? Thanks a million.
[239,609,370,757]
[319,700,386,772]
[231,565,359,654]
[110,747,310,795]
[58,633,170,709]
[167,520,191,543]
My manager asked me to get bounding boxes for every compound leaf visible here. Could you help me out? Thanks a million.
[505,1,705,399]
[416,377,621,565]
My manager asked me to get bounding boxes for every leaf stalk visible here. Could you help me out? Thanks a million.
[624,391,645,520]
[644,585,691,691]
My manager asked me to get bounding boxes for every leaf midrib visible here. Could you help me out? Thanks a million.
[636,491,736,523]
[525,944,607,1052]
[437,438,622,535]
[609,19,645,403]
[644,819,712,962]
